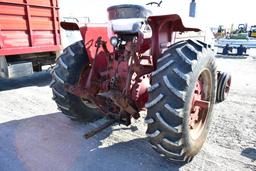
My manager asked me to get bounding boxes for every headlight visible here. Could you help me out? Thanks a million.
[110,36,119,47]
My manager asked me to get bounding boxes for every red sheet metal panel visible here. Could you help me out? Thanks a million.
[0,0,61,56]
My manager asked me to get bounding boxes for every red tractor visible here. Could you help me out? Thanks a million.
[50,4,231,163]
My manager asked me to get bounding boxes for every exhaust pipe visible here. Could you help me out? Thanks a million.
[189,0,196,17]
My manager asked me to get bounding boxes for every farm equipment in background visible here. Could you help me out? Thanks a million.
[249,25,256,38]
[0,0,61,78]
[214,25,227,39]
[229,23,248,39]
[215,23,256,56]
[50,2,231,163]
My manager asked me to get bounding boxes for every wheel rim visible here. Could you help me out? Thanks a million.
[224,76,231,98]
[189,69,212,140]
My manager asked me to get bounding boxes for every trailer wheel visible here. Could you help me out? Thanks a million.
[50,41,102,121]
[145,40,217,163]
[216,72,231,102]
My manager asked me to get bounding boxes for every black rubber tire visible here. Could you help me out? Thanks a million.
[50,41,102,121]
[145,39,217,163]
[216,72,231,102]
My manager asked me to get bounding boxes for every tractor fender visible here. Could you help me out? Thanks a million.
[148,14,214,66]
[60,22,111,64]
[79,23,111,64]
[147,14,201,33]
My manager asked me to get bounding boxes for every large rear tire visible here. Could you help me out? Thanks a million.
[50,41,102,121]
[145,40,217,163]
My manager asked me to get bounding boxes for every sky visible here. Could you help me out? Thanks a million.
[59,0,255,28]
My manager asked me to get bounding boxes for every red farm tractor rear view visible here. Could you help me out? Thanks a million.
[50,3,231,163]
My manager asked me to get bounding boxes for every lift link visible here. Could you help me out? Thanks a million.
[84,118,116,139]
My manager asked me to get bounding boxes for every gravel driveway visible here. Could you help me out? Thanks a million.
[0,57,255,171]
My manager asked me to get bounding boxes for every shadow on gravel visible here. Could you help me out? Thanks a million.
[241,148,256,161]
[0,71,51,91]
[0,112,182,171]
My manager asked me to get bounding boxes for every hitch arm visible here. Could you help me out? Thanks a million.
[84,119,116,139]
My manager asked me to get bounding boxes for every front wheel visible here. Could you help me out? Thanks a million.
[145,40,217,163]
[216,72,231,102]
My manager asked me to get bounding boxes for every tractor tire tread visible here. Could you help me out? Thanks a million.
[51,40,102,121]
[146,39,217,163]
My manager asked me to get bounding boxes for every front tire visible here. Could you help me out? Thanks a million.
[216,72,231,102]
[145,40,217,163]
[50,41,102,121]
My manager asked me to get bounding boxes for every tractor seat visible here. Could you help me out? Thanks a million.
[107,4,152,20]
[107,4,152,33]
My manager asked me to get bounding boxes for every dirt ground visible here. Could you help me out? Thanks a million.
[0,57,255,171]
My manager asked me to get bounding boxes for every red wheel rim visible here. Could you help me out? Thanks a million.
[224,76,231,97]
[189,69,212,140]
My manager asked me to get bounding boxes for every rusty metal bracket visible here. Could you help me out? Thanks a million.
[97,90,140,119]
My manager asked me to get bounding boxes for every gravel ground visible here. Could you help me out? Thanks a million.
[0,57,255,171]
